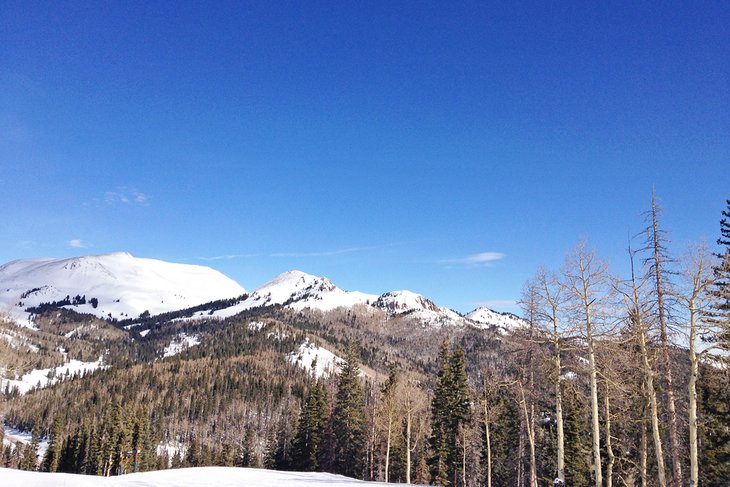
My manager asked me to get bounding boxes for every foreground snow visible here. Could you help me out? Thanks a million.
[0,466,405,487]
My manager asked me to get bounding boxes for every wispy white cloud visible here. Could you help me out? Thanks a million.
[270,246,373,258]
[68,239,90,249]
[198,253,261,261]
[104,189,149,206]
[441,251,506,267]
[199,243,400,262]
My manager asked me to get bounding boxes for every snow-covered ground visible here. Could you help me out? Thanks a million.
[0,329,40,352]
[2,425,49,460]
[0,356,106,394]
[289,339,342,378]
[162,334,200,358]
[0,466,405,487]
[0,252,245,326]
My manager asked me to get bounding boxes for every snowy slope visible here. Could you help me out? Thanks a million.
[201,270,377,319]
[374,291,466,327]
[2,425,49,461]
[0,253,246,326]
[194,272,509,330]
[289,338,343,378]
[0,466,407,487]
[0,356,105,394]
[465,307,526,331]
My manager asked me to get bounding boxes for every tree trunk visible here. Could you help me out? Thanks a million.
[385,417,391,483]
[688,299,699,487]
[630,249,667,487]
[605,384,614,487]
[640,389,648,487]
[406,408,412,484]
[484,399,492,487]
[518,382,537,487]
[587,334,602,487]
[649,194,683,487]
[462,426,467,487]
[553,313,565,484]
[517,423,524,487]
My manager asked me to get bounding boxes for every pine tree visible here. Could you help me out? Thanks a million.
[291,380,327,471]
[238,425,256,468]
[42,416,64,472]
[709,199,730,352]
[429,341,452,486]
[332,346,366,479]
[563,382,591,487]
[697,364,730,486]
[429,342,471,487]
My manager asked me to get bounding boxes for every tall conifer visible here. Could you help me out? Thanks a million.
[332,346,366,479]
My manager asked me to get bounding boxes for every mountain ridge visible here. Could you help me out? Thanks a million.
[0,253,523,330]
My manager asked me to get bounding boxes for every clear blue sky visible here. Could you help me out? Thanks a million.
[1,1,728,314]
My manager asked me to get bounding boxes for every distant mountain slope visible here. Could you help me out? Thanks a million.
[0,252,246,326]
[177,270,518,330]
[0,253,521,332]
[374,290,466,327]
[466,306,526,330]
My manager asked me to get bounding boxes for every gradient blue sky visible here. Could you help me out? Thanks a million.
[1,1,728,313]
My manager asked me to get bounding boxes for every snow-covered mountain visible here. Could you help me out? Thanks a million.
[203,274,477,329]
[0,252,246,326]
[197,270,378,320]
[0,253,522,332]
[374,290,466,327]
[466,307,526,331]
[244,270,378,312]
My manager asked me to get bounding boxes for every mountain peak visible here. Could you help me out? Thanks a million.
[374,290,440,314]
[0,253,246,326]
[240,270,373,312]
[466,306,526,330]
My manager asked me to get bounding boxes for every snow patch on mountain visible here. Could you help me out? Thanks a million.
[163,334,200,358]
[289,339,342,378]
[465,307,526,331]
[0,252,246,326]
[0,356,105,395]
[0,329,40,352]
[2,424,49,461]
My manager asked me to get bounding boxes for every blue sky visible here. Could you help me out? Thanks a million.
[1,1,728,314]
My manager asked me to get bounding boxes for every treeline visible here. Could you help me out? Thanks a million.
[115,294,249,329]
[25,294,97,314]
